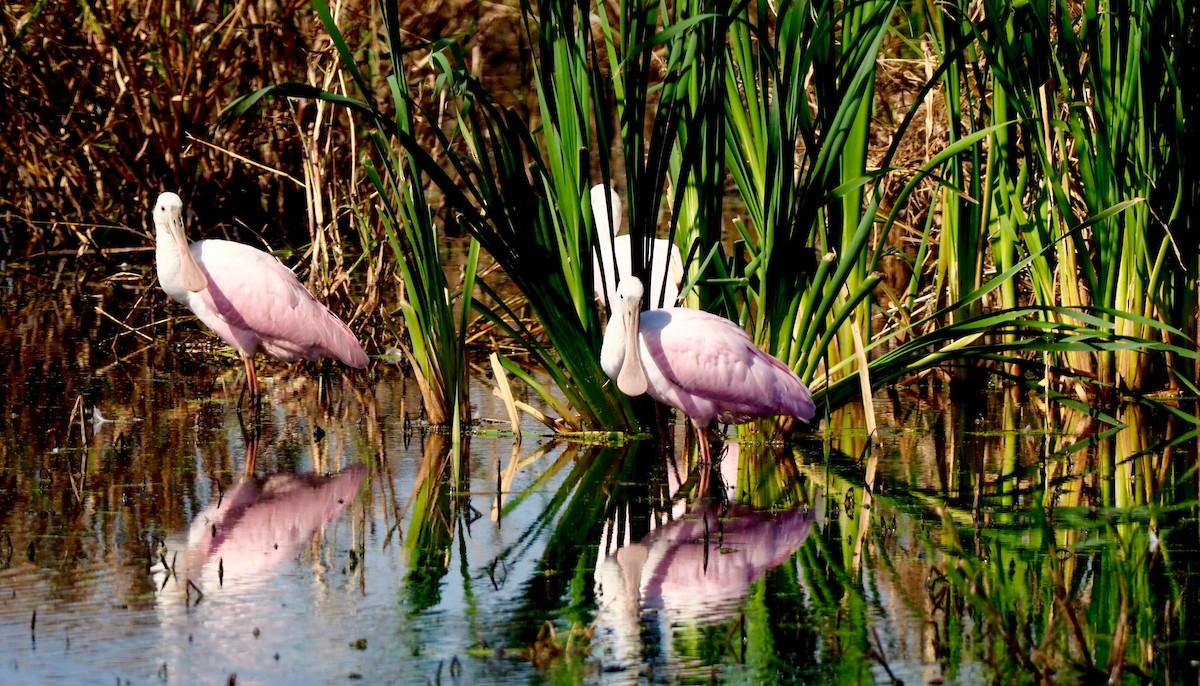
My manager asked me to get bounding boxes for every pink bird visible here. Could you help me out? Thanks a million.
[153,191,368,398]
[600,278,815,462]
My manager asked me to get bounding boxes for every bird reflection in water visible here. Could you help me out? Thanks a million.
[155,428,366,598]
[594,444,816,674]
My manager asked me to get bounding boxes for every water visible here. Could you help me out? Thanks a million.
[2,259,1200,684]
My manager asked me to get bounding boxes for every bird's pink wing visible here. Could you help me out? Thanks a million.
[640,309,815,422]
[191,240,367,366]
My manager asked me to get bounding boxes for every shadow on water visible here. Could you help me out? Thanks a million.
[3,263,1200,684]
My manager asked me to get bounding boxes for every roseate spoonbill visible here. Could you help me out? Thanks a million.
[600,278,814,463]
[153,191,368,397]
[591,184,684,309]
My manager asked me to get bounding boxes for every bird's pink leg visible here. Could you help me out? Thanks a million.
[693,418,713,499]
[242,356,259,399]
[693,418,713,465]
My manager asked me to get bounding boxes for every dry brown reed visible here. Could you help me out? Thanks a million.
[0,0,525,228]
[3,2,327,243]
[1,1,524,352]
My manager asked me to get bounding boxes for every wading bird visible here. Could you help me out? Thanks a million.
[600,278,814,464]
[591,184,684,309]
[153,191,368,398]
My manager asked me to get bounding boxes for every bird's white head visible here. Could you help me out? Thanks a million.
[153,191,208,293]
[154,192,184,219]
[616,277,644,305]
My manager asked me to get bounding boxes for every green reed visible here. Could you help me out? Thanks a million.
[232,0,481,427]
[922,0,1199,396]
[9,0,1200,424]
[719,0,901,395]
[228,0,1200,432]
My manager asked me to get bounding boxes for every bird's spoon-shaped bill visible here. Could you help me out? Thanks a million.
[617,303,648,397]
[164,203,208,292]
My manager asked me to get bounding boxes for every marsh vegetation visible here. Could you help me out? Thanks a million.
[2,0,1200,682]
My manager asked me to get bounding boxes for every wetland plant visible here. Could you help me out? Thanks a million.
[8,0,1199,430]
[340,0,1189,431]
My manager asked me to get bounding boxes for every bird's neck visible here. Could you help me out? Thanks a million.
[599,308,628,382]
[155,227,188,302]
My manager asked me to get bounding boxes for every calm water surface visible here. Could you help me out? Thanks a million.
[2,260,1199,684]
